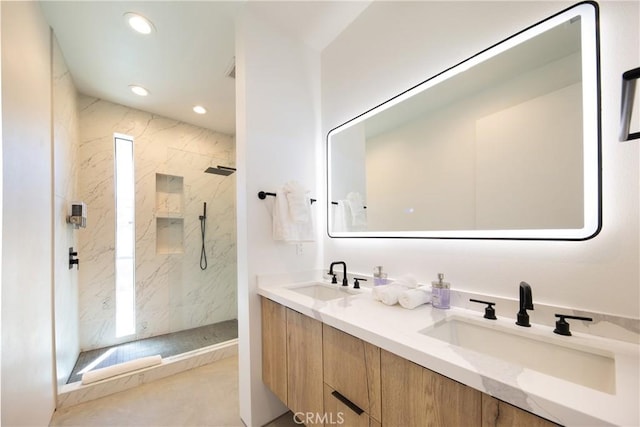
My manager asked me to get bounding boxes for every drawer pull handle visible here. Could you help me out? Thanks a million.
[331,390,364,415]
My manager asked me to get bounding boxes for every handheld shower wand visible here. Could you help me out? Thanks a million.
[199,202,207,270]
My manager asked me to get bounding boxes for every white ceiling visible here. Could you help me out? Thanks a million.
[40,1,371,136]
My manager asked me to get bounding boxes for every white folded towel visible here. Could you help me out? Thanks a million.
[347,192,367,230]
[333,200,350,232]
[273,181,315,242]
[399,286,432,309]
[393,274,418,288]
[284,181,310,223]
[373,284,408,305]
[81,355,162,384]
[372,275,420,306]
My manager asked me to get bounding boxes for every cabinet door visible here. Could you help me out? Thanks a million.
[323,325,381,422]
[423,365,481,427]
[381,350,427,427]
[482,394,559,427]
[381,350,481,427]
[287,308,324,426]
[261,297,287,404]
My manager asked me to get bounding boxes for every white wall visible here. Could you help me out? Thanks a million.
[322,1,639,318]
[1,1,56,424]
[235,6,322,426]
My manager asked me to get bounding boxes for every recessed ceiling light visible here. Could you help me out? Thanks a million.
[193,106,207,114]
[129,85,149,96]
[124,12,155,35]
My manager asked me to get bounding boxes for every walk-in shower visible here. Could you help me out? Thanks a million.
[57,100,239,387]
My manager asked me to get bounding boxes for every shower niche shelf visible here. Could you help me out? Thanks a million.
[156,217,184,255]
[155,173,184,217]
[155,212,183,219]
[155,173,184,254]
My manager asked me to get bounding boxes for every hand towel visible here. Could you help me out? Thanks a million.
[393,274,419,289]
[82,355,162,384]
[332,200,350,232]
[399,286,432,309]
[284,181,310,223]
[347,192,367,230]
[372,275,420,306]
[273,182,315,242]
[372,284,408,305]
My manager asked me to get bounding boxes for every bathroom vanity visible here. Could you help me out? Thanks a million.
[258,278,639,426]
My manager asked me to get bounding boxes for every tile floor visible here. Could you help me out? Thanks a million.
[51,356,299,427]
[68,320,238,383]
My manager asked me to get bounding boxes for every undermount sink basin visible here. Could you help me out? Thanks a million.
[287,282,361,301]
[420,316,616,394]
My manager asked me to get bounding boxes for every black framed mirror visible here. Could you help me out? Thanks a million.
[327,2,601,240]
[620,67,640,141]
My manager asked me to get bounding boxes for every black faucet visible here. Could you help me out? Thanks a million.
[329,261,348,287]
[515,281,534,327]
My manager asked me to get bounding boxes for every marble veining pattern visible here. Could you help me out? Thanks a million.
[78,96,237,350]
[450,289,640,344]
[52,35,81,387]
[258,273,639,426]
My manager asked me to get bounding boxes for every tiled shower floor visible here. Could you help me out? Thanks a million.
[66,319,238,384]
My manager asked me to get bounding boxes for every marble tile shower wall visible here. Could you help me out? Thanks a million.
[78,95,237,350]
[53,36,80,386]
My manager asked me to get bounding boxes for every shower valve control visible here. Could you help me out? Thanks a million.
[69,247,79,270]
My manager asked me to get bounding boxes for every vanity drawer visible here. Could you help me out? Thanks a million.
[324,384,381,427]
[322,324,381,423]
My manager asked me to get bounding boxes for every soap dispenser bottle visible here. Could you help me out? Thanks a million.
[431,273,450,309]
[373,266,389,286]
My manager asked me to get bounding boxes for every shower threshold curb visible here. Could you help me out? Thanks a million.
[56,339,238,409]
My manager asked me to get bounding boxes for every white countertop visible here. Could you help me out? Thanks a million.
[258,279,639,427]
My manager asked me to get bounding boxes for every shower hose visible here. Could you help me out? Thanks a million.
[200,202,207,270]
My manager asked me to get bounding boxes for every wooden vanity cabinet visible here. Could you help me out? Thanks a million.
[261,297,287,403]
[381,349,481,427]
[262,297,558,427]
[286,307,324,424]
[322,325,382,425]
[482,394,559,427]
[261,297,324,426]
[381,350,559,427]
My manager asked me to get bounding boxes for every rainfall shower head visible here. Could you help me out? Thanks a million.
[204,165,236,176]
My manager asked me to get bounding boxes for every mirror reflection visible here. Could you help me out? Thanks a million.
[328,2,600,240]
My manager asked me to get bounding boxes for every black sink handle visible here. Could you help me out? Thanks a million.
[553,314,593,336]
[469,299,497,320]
[353,277,367,289]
